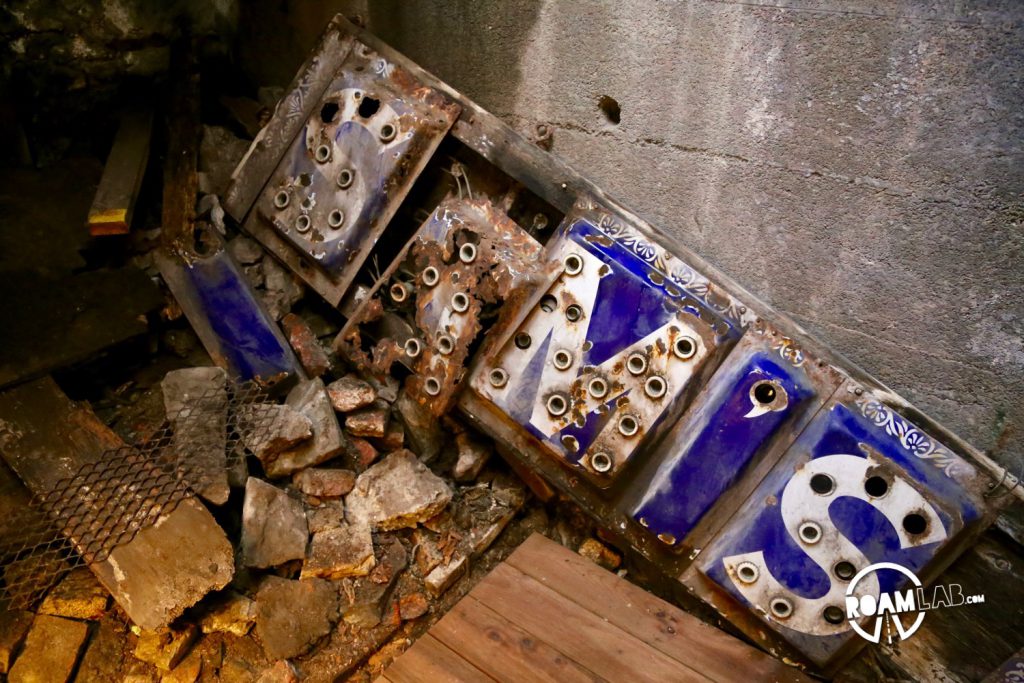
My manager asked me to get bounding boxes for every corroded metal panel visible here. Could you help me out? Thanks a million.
[335,198,547,416]
[241,41,460,304]
[628,325,844,550]
[463,201,738,487]
[695,380,993,668]
[155,245,301,385]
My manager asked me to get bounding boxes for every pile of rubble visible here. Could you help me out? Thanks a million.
[0,344,561,681]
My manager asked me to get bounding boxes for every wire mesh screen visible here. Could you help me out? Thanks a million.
[0,379,284,610]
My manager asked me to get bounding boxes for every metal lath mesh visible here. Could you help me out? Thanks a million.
[0,380,284,609]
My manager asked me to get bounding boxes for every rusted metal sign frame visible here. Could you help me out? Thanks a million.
[225,15,1021,675]
[334,196,548,417]
[225,23,461,306]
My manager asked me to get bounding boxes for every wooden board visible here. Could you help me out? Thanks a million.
[383,534,809,683]
[87,106,153,236]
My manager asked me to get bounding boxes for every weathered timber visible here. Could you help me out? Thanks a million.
[87,106,154,236]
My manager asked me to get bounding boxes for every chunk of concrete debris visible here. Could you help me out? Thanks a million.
[8,615,89,683]
[281,313,331,377]
[340,536,406,628]
[199,591,256,636]
[346,450,453,531]
[227,235,264,265]
[424,554,468,597]
[89,498,235,631]
[293,468,355,498]
[0,610,32,674]
[578,538,622,571]
[345,402,389,438]
[134,623,199,671]
[263,379,347,478]
[306,500,345,534]
[262,257,305,321]
[37,567,109,620]
[302,522,375,579]
[240,478,309,569]
[255,660,300,683]
[452,431,491,482]
[326,375,376,413]
[394,390,443,461]
[255,577,338,660]
[162,367,230,505]
[236,403,313,461]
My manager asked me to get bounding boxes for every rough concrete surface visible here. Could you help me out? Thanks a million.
[239,0,1023,473]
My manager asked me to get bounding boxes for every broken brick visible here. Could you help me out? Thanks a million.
[345,403,389,438]
[281,313,331,377]
[349,437,379,469]
[293,468,355,498]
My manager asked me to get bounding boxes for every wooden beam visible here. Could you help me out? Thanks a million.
[161,39,201,252]
[87,107,154,236]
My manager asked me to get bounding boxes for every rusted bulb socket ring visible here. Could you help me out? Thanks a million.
[617,414,640,437]
[451,292,470,313]
[546,394,568,417]
[590,452,613,473]
[626,353,648,376]
[458,243,477,264]
[553,349,573,370]
[489,368,509,388]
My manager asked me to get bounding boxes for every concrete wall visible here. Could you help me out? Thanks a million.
[346,0,1024,474]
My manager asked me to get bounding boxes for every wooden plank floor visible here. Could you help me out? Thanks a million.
[381,533,809,682]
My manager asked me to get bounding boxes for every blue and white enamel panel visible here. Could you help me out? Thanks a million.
[629,331,840,548]
[697,384,988,665]
[467,216,726,485]
[254,46,457,278]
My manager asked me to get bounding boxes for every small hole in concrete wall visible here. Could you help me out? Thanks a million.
[599,95,620,124]
[358,96,381,118]
[319,102,339,123]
